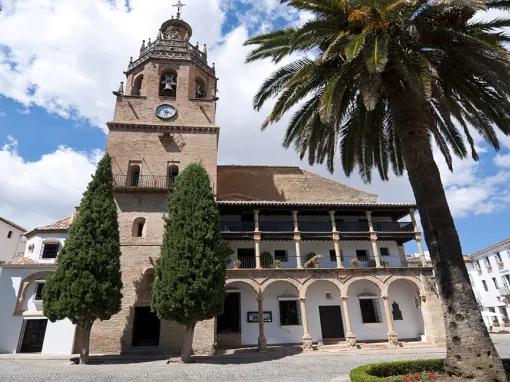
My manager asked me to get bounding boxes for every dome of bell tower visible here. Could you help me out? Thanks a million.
[160,17,192,42]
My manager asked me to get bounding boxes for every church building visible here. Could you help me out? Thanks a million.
[0,10,445,356]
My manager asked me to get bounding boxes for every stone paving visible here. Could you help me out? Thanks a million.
[0,335,507,382]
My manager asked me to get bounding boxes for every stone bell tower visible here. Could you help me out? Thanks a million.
[107,9,219,189]
[90,7,219,355]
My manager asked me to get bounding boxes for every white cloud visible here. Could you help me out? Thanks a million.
[0,0,224,127]
[494,154,510,168]
[0,1,509,227]
[0,137,101,229]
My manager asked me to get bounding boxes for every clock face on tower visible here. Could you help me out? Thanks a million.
[155,104,177,120]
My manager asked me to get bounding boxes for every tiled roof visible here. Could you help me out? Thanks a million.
[218,200,415,208]
[25,216,73,238]
[0,217,27,232]
[217,166,378,204]
[468,237,510,258]
[3,257,35,265]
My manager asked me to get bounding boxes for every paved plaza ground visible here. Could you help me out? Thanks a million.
[0,335,508,382]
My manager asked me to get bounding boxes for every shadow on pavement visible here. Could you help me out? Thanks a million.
[74,346,303,365]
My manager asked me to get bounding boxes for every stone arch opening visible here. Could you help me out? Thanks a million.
[346,279,386,342]
[261,280,303,344]
[304,280,345,342]
[167,164,179,188]
[14,271,54,315]
[131,74,143,96]
[160,70,177,97]
[132,217,146,238]
[387,279,425,340]
[127,164,141,187]
[195,77,207,98]
[219,280,260,349]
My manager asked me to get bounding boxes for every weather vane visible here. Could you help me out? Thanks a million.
[173,1,186,20]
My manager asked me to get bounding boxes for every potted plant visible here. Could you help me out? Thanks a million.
[382,261,390,268]
[305,253,320,269]
[233,259,241,269]
[351,258,359,268]
[274,259,282,269]
[261,252,273,269]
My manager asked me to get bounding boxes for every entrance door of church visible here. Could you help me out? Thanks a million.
[19,319,48,353]
[319,306,345,340]
[132,307,160,347]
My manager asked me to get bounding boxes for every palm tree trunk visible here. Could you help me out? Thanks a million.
[181,322,196,363]
[384,73,507,381]
[78,320,93,365]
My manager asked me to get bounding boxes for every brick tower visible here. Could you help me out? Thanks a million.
[89,10,219,355]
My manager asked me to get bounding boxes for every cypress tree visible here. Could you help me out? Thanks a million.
[152,163,231,363]
[43,154,122,365]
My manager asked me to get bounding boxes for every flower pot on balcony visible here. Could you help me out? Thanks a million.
[305,253,320,268]
[351,259,359,268]
[274,259,282,269]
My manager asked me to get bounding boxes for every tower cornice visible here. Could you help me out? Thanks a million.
[107,121,219,134]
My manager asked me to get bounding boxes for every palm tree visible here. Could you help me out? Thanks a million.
[245,1,510,380]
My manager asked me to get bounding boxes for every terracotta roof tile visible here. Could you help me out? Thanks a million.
[25,216,73,238]
[217,166,378,204]
[3,257,35,265]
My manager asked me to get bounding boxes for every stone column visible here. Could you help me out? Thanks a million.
[292,210,300,232]
[300,298,313,351]
[330,211,344,269]
[397,245,407,267]
[254,210,262,269]
[341,296,357,348]
[293,210,303,269]
[257,292,267,352]
[366,211,382,268]
[233,250,239,269]
[255,235,262,270]
[382,295,399,345]
[254,209,260,232]
[295,237,303,269]
[329,211,337,232]
[410,209,427,267]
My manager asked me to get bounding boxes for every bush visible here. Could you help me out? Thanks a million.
[350,359,445,381]
[350,359,510,381]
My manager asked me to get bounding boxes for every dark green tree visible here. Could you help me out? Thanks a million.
[152,163,231,363]
[246,0,510,380]
[43,154,122,365]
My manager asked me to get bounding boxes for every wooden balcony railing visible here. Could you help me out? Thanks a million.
[373,222,414,232]
[219,220,414,234]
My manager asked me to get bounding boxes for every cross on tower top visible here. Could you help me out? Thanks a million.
[173,1,186,20]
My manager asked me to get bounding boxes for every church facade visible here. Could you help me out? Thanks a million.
[0,13,445,356]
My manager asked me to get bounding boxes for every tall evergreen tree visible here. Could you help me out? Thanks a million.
[43,154,122,365]
[246,1,510,380]
[152,163,231,363]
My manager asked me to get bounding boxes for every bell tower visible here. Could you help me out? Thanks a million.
[90,6,219,355]
[106,6,219,190]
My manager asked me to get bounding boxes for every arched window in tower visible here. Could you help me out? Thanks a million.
[133,218,146,238]
[127,164,141,187]
[195,78,206,99]
[160,71,177,97]
[131,75,143,96]
[168,165,179,188]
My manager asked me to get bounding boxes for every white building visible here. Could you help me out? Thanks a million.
[0,216,76,355]
[466,238,510,330]
[0,217,27,263]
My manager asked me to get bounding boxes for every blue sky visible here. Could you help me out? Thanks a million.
[0,0,509,255]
